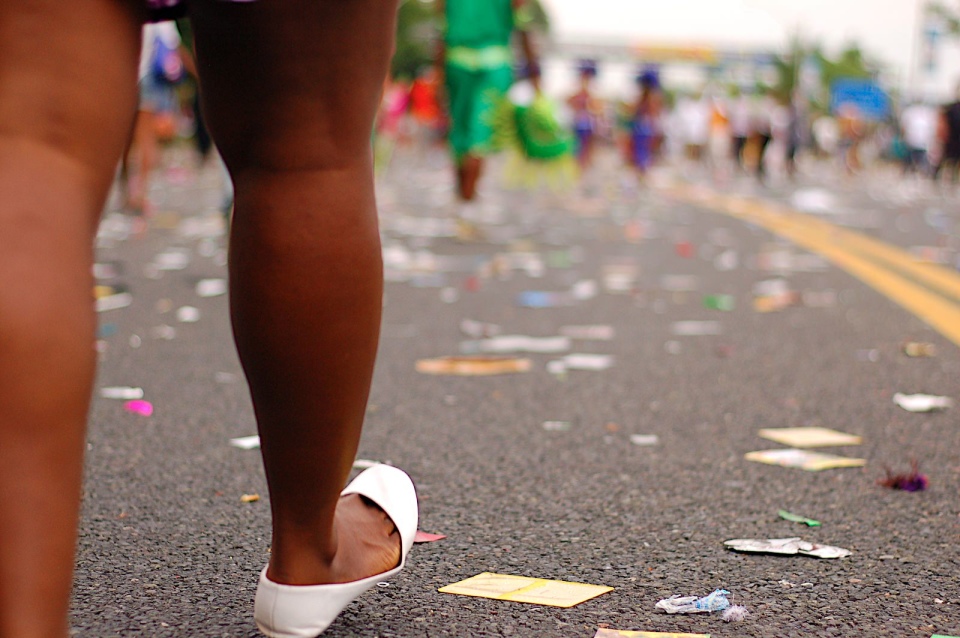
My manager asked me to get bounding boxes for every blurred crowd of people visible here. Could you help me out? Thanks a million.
[369,54,960,193]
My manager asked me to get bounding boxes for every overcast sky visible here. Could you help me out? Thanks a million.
[540,0,931,85]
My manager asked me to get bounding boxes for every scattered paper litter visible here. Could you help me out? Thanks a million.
[196,278,227,297]
[758,427,862,448]
[671,320,722,336]
[559,325,615,340]
[629,434,659,446]
[543,421,572,431]
[745,448,866,471]
[352,459,381,469]
[414,531,446,543]
[96,293,133,313]
[229,435,261,450]
[240,493,260,503]
[153,249,191,271]
[893,393,953,412]
[724,537,850,559]
[123,400,153,417]
[559,353,615,371]
[176,306,200,323]
[791,188,836,213]
[416,356,532,376]
[100,386,144,400]
[438,572,612,608]
[902,342,936,357]
[460,335,570,354]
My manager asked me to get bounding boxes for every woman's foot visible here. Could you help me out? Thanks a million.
[266,493,401,586]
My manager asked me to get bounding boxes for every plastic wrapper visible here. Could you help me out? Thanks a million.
[655,589,730,614]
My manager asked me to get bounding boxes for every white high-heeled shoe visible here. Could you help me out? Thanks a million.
[254,464,418,638]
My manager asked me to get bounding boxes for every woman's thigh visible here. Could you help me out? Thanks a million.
[0,0,142,192]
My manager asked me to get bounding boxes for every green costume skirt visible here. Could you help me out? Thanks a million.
[445,63,514,161]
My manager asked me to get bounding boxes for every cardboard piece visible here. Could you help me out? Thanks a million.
[439,572,612,608]
[758,427,862,448]
[745,448,866,471]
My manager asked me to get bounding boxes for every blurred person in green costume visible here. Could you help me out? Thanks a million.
[438,0,539,202]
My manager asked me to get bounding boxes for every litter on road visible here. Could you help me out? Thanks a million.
[878,461,929,491]
[902,342,937,357]
[96,293,133,313]
[196,278,227,297]
[123,400,153,417]
[758,427,862,448]
[655,589,730,614]
[415,356,533,376]
[778,510,821,527]
[556,353,615,371]
[629,434,659,446]
[459,335,571,354]
[439,572,612,607]
[724,537,850,558]
[100,386,144,400]
[559,325,615,340]
[239,494,260,503]
[722,605,750,622]
[893,392,953,412]
[229,435,260,450]
[745,448,866,471]
[413,531,446,543]
[176,306,200,323]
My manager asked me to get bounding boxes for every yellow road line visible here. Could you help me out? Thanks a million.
[664,187,960,348]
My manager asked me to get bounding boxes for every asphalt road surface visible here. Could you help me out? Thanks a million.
[73,147,960,637]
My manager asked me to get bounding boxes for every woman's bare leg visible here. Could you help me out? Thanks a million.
[0,1,141,636]
[189,0,401,586]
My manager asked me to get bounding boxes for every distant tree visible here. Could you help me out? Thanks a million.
[391,0,441,80]
[771,40,880,111]
[929,1,960,35]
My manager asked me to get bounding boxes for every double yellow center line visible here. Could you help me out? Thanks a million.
[663,184,960,348]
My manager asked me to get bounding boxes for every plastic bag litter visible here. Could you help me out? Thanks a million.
[656,589,730,614]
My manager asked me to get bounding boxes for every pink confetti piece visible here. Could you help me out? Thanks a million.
[124,400,154,417]
[414,530,446,543]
